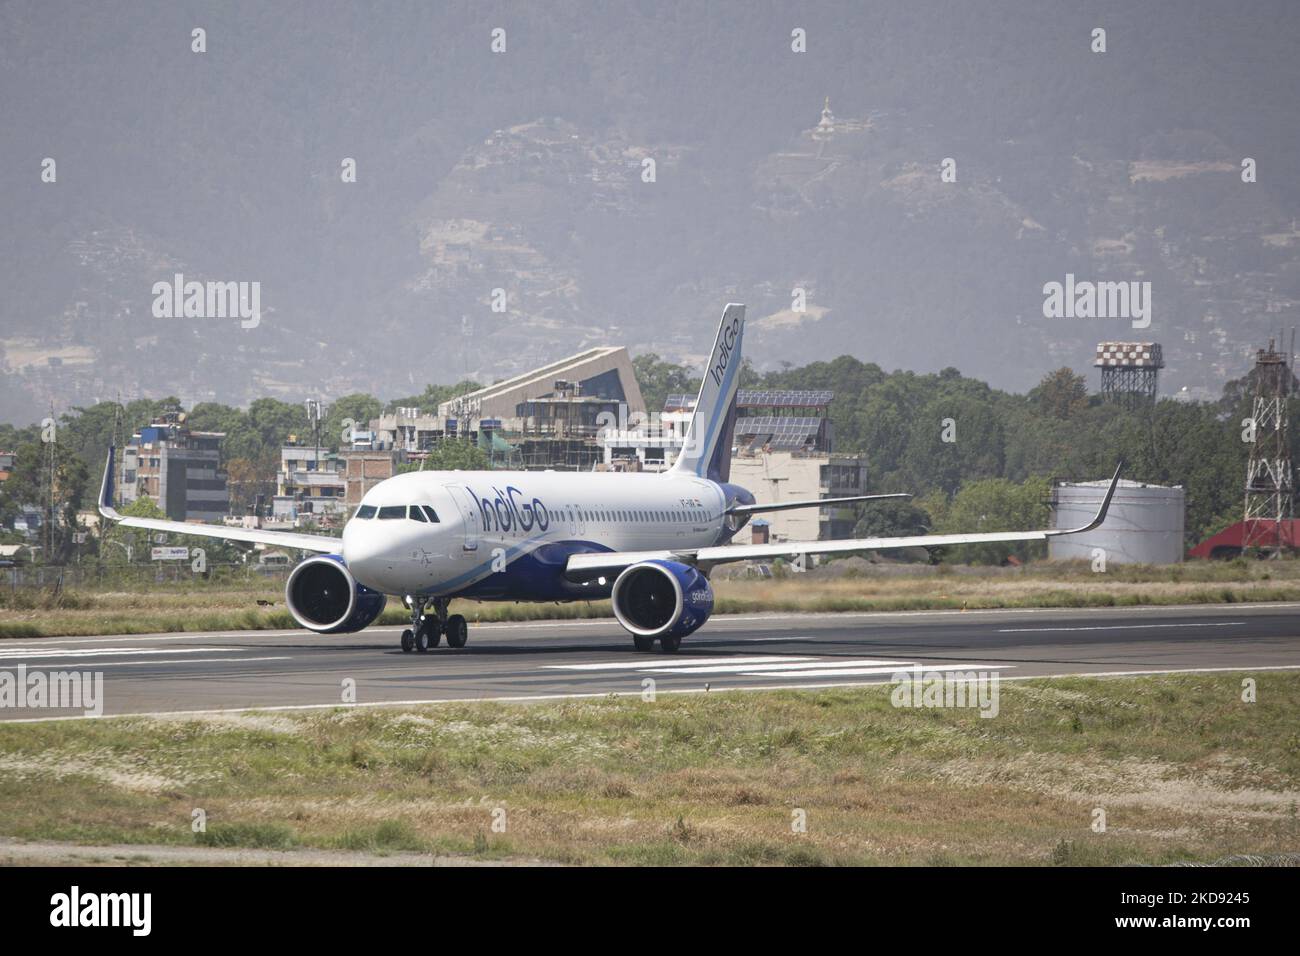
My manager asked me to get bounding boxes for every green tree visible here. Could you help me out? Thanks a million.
[324,394,384,450]
[400,441,490,472]
[631,353,698,416]
[937,476,1051,565]
[901,395,1005,495]
[852,498,931,538]
[0,439,88,562]
[186,402,245,437]
[225,456,274,516]
[100,496,166,565]
[1029,367,1089,420]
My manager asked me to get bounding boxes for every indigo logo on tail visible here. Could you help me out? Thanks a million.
[708,312,743,387]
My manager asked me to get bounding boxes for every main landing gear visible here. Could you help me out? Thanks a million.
[400,597,469,652]
[631,633,680,653]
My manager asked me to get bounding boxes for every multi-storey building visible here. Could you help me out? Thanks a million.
[339,448,406,508]
[118,413,228,521]
[273,443,347,521]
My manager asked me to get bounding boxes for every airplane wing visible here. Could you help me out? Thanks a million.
[728,493,911,516]
[97,448,341,554]
[567,462,1123,579]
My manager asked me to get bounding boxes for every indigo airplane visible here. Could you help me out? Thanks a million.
[99,304,1120,654]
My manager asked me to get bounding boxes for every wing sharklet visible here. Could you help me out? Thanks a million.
[1045,459,1124,536]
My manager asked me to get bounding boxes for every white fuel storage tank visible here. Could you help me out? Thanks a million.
[1049,479,1185,565]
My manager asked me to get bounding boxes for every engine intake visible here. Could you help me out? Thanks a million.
[285,555,387,633]
[611,560,713,640]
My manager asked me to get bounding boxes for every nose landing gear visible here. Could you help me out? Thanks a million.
[400,597,465,652]
[400,595,440,653]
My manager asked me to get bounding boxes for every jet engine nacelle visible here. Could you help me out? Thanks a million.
[611,559,714,641]
[285,554,387,633]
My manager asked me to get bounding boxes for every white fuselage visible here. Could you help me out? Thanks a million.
[340,469,733,598]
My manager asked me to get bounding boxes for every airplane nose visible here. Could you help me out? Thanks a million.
[342,521,388,586]
[342,518,443,591]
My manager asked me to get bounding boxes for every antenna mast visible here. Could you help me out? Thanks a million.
[1243,335,1295,556]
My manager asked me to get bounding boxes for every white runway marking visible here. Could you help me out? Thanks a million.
[997,622,1245,633]
[33,656,295,669]
[0,647,241,660]
[550,655,1008,679]
[543,656,814,671]
[737,664,1012,679]
[641,658,910,675]
[724,636,815,642]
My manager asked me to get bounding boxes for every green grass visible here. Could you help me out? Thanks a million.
[0,672,1296,865]
[195,821,299,850]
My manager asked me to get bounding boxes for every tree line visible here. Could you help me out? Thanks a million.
[0,353,1286,564]
[638,351,1287,560]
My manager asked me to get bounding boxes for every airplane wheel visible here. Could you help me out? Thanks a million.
[400,628,414,653]
[413,624,429,653]
[418,619,441,649]
[445,614,468,648]
[659,633,681,653]
[632,634,655,652]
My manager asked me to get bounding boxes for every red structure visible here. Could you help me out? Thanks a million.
[1188,520,1300,560]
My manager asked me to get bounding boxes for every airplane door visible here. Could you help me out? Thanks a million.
[448,486,480,552]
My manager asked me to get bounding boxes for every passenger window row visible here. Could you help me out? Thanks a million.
[561,508,710,523]
[354,503,707,525]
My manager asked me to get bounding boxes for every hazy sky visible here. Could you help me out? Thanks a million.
[2,0,1297,421]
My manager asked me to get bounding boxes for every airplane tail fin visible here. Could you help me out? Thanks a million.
[671,303,744,481]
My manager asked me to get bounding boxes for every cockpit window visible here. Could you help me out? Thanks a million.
[356,505,376,519]
[408,505,427,522]
[422,506,440,523]
[377,506,405,519]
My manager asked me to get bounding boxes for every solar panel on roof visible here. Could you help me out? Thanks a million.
[737,389,834,408]
[662,394,697,411]
[735,416,822,429]
[734,416,822,449]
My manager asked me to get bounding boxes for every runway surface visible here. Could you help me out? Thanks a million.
[2,602,1299,721]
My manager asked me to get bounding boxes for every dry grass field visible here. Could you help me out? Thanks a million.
[0,672,1295,866]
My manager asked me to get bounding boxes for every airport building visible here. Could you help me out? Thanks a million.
[118,412,229,522]
[355,346,647,473]
[730,452,867,543]
[438,346,645,425]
